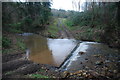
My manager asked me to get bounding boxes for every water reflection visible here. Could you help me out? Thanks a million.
[25,35,77,67]
[47,39,77,66]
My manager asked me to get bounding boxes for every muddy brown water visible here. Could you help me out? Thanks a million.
[24,34,77,67]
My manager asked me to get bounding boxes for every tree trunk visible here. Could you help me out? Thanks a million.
[91,1,95,28]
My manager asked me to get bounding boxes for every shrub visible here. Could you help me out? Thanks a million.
[2,37,11,48]
[31,74,49,78]
[16,38,26,50]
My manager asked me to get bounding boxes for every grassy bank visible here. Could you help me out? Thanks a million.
[45,18,103,43]
[72,26,103,42]
[64,18,120,48]
[2,33,26,54]
[63,18,103,42]
[44,18,60,38]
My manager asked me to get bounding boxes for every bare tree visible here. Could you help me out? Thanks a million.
[78,0,80,11]
[72,0,81,11]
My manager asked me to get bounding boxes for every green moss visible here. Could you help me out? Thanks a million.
[39,69,46,72]
[2,37,11,48]
[31,74,49,78]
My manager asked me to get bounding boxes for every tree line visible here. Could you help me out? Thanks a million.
[67,2,120,48]
[2,2,51,33]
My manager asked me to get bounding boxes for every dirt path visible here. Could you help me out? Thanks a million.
[57,19,74,39]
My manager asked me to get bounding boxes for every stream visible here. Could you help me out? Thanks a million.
[23,33,120,74]
[24,34,77,67]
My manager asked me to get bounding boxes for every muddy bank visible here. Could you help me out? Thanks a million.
[2,53,59,78]
[2,52,24,63]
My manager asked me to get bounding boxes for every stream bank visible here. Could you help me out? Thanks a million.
[2,33,120,79]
